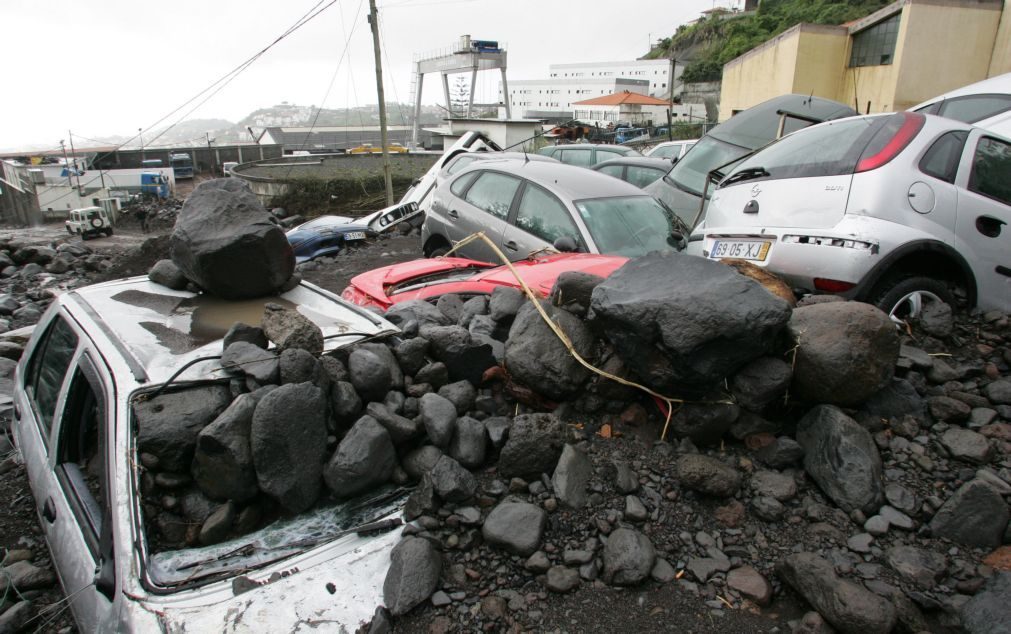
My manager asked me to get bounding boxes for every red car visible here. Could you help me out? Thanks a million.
[341,253,628,310]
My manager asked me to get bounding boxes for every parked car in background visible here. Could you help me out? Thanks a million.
[535,143,641,167]
[422,159,686,262]
[394,131,502,216]
[342,252,628,310]
[12,275,402,631]
[222,161,239,176]
[591,157,674,189]
[645,94,858,246]
[66,206,114,239]
[645,139,697,161]
[701,111,1011,319]
[912,72,1011,137]
[285,215,376,263]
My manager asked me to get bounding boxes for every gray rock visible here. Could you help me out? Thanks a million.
[383,537,442,616]
[940,427,994,464]
[223,322,269,350]
[0,560,56,592]
[349,348,393,402]
[861,378,926,420]
[727,566,772,606]
[320,355,349,383]
[750,470,797,501]
[365,403,418,446]
[624,496,648,522]
[279,348,323,386]
[754,437,804,468]
[436,294,464,322]
[415,362,449,389]
[394,338,428,376]
[919,300,953,338]
[550,270,606,317]
[261,303,323,355]
[489,286,524,322]
[878,505,914,530]
[651,558,677,582]
[751,496,785,521]
[324,416,396,497]
[483,416,511,449]
[330,381,362,425]
[847,533,874,553]
[192,393,259,502]
[796,405,884,515]
[687,556,731,582]
[545,565,581,593]
[676,454,741,497]
[498,413,566,480]
[385,299,452,329]
[731,356,792,412]
[403,473,437,521]
[449,416,487,469]
[613,460,639,494]
[588,252,791,392]
[419,392,457,448]
[134,384,232,472]
[402,446,443,480]
[251,382,328,513]
[505,301,594,401]
[170,179,293,299]
[602,528,656,586]
[525,551,551,573]
[0,600,34,633]
[429,455,476,503]
[777,552,896,634]
[984,380,1011,405]
[419,325,496,385]
[221,341,279,384]
[928,395,971,423]
[668,400,740,446]
[437,380,476,415]
[898,344,933,369]
[864,515,889,536]
[788,302,898,406]
[928,479,1008,548]
[149,258,188,289]
[482,501,546,556]
[885,546,946,589]
[199,501,236,546]
[961,571,1011,634]
[551,444,592,509]
[884,483,918,515]
[458,295,489,328]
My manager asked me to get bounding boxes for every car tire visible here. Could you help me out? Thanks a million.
[66,226,73,235]
[428,245,450,258]
[871,275,955,326]
[105,228,114,237]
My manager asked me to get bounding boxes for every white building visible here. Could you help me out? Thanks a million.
[548,59,681,98]
[499,77,650,121]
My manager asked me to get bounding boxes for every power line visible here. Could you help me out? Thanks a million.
[378,10,409,126]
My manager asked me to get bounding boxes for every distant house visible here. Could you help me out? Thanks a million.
[571,91,676,127]
[719,0,1011,121]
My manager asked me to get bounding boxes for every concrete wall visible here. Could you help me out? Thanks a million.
[792,28,850,102]
[720,25,804,121]
[990,1,1011,76]
[891,1,1002,110]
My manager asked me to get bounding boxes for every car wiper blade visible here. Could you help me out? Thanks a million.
[720,167,770,187]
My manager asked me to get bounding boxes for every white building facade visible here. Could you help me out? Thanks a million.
[498,78,650,121]
[548,59,681,98]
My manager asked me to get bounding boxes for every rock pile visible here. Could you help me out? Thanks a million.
[129,251,1010,633]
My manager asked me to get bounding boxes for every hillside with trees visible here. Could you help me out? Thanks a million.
[647,0,890,83]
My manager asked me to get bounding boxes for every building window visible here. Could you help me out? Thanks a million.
[849,13,900,67]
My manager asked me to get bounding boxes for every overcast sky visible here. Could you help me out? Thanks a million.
[0,0,717,150]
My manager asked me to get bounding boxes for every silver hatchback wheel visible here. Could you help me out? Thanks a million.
[887,289,944,325]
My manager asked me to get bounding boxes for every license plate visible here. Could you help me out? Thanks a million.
[709,240,771,261]
[344,231,367,241]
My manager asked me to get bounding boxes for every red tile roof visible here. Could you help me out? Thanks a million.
[572,91,671,106]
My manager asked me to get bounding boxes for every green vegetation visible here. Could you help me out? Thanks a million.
[647,0,890,83]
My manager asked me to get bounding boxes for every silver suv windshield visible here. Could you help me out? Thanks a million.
[665,136,750,196]
[575,196,676,256]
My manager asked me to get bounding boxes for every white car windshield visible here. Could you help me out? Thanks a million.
[575,196,677,257]
[666,136,750,196]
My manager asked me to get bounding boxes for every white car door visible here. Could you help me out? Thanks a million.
[953,131,1011,312]
[16,315,116,631]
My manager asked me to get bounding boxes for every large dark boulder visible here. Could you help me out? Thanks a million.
[928,479,1008,548]
[383,537,442,616]
[323,416,396,497]
[250,382,328,514]
[505,301,595,401]
[192,393,259,502]
[588,252,791,392]
[134,385,232,473]
[497,413,566,480]
[170,179,294,299]
[962,572,1011,634]
[787,302,898,406]
[796,405,884,515]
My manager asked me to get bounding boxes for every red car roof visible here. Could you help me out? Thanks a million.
[343,253,628,309]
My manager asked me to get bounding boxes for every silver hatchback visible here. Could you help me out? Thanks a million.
[422,159,685,262]
[701,112,1011,318]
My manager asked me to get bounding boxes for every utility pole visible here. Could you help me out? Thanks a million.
[368,0,394,206]
[67,130,83,195]
[139,128,145,162]
[60,140,72,187]
[206,132,215,174]
[667,56,676,141]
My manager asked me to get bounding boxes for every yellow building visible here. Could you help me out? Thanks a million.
[719,0,1010,121]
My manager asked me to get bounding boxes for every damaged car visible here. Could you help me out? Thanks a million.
[285,215,377,263]
[700,111,1011,318]
[341,252,628,310]
[12,275,406,630]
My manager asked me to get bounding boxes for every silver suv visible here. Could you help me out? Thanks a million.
[701,111,1011,318]
[422,158,684,262]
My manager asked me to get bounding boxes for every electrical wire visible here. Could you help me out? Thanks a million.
[378,11,409,126]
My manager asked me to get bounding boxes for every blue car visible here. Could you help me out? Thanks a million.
[285,215,377,263]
